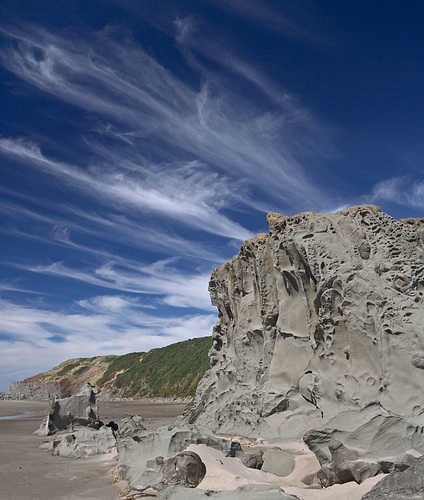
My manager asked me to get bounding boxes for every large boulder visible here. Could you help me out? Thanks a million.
[361,455,424,499]
[162,451,206,487]
[34,382,100,436]
[177,206,424,459]
[116,427,243,490]
[40,425,116,458]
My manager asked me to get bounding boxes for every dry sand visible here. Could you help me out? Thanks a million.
[187,442,384,500]
[0,399,187,500]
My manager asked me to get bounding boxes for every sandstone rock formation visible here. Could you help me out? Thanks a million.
[179,206,424,459]
[40,425,116,458]
[116,427,244,490]
[316,440,381,486]
[361,455,424,499]
[34,382,118,458]
[117,415,146,438]
[34,382,100,436]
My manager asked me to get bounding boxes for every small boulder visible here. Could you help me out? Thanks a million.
[117,415,146,438]
[162,451,206,488]
[317,465,340,487]
[240,449,264,469]
[261,447,295,477]
[322,440,381,485]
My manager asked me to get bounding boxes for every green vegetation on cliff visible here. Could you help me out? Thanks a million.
[25,337,211,399]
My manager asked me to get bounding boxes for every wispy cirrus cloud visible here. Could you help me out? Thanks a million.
[370,176,424,209]
[28,258,213,310]
[0,280,41,295]
[173,16,332,164]
[0,194,225,263]
[202,0,317,41]
[0,23,329,210]
[0,137,252,241]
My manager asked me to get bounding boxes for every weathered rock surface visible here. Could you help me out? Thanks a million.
[34,382,100,436]
[178,206,424,459]
[117,415,146,438]
[116,427,243,490]
[40,426,116,458]
[240,449,264,469]
[361,455,424,499]
[160,484,300,499]
[303,403,424,466]
[309,438,383,487]
[261,447,295,477]
[162,451,206,487]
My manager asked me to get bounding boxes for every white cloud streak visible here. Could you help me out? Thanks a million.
[0,297,215,390]
[0,194,224,263]
[28,257,214,311]
[0,137,252,241]
[0,24,328,210]
[0,18,334,388]
[370,176,424,209]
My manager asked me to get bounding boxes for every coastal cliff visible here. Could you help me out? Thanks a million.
[180,206,424,441]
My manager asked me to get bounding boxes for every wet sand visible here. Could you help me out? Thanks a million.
[0,399,187,500]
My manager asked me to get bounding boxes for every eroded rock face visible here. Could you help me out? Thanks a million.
[116,428,243,490]
[179,206,424,444]
[34,382,100,436]
[117,415,146,438]
[40,426,116,458]
[361,455,424,500]
[162,451,206,488]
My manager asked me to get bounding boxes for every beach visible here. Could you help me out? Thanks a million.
[0,399,187,500]
[0,399,386,500]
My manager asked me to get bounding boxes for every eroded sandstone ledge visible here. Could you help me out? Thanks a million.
[179,205,424,446]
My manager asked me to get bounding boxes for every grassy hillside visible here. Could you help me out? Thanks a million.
[24,337,212,399]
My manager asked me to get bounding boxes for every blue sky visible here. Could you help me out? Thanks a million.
[0,1,423,390]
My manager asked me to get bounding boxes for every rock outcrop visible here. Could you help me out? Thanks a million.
[40,425,116,458]
[35,382,118,458]
[34,382,100,436]
[179,206,424,457]
[1,380,61,400]
[361,455,424,499]
[115,427,244,490]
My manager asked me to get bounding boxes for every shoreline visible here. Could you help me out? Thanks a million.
[0,399,187,500]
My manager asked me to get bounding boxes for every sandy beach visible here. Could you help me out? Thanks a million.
[0,399,187,500]
[0,399,386,500]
